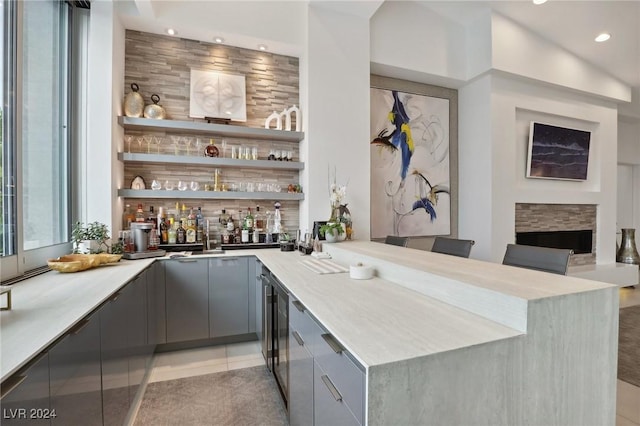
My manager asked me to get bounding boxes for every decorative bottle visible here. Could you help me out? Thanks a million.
[617,228,640,264]
[205,138,219,157]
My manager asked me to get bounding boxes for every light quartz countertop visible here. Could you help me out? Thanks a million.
[1,242,615,382]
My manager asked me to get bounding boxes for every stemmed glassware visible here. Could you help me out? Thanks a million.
[190,181,200,191]
[181,137,192,156]
[195,138,204,157]
[144,135,153,153]
[151,136,162,154]
[171,136,181,156]
[136,137,144,153]
[125,135,134,153]
[177,180,188,191]
[221,139,228,158]
[151,179,162,190]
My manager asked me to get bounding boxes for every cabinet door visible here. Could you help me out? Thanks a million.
[209,257,249,338]
[165,259,209,343]
[248,257,257,334]
[289,328,313,426]
[1,352,50,426]
[147,261,166,346]
[49,313,102,426]
[314,361,359,426]
[127,272,148,405]
[254,259,263,342]
[99,290,130,426]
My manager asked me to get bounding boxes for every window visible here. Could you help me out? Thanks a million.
[1,0,80,280]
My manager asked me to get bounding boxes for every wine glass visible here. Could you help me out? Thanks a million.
[136,137,144,153]
[125,135,133,153]
[181,137,192,156]
[190,181,200,191]
[171,136,181,156]
[151,179,162,190]
[221,139,228,158]
[152,136,162,154]
[164,180,175,190]
[144,135,153,153]
[195,138,204,157]
[178,180,188,191]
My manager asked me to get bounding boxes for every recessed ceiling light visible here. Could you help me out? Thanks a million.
[533,0,547,4]
[214,37,224,44]
[258,44,268,51]
[166,28,177,36]
[595,33,611,42]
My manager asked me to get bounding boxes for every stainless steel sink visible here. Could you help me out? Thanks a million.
[190,249,225,256]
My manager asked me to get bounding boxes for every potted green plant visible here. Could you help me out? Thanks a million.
[72,221,111,254]
[319,222,344,243]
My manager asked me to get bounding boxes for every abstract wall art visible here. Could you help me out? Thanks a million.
[189,69,247,121]
[370,88,451,238]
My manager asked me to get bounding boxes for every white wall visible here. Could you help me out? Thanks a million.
[459,74,618,263]
[619,119,640,165]
[82,1,124,236]
[370,1,466,84]
[300,5,371,238]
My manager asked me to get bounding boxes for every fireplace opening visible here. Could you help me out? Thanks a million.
[515,230,593,254]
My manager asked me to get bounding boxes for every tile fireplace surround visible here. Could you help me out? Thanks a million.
[515,203,597,266]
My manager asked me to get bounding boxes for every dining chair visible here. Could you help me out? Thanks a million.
[431,237,475,258]
[502,243,573,275]
[384,235,409,247]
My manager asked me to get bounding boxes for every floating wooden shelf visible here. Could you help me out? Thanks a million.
[118,152,304,170]
[118,116,304,142]
[118,189,304,201]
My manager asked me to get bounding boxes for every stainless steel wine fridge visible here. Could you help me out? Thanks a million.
[260,267,289,409]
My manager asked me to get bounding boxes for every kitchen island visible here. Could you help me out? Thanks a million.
[1,242,618,425]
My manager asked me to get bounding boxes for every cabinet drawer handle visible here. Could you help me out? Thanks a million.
[321,333,343,354]
[221,257,238,261]
[292,300,305,312]
[178,259,197,263]
[259,274,267,280]
[1,375,27,400]
[69,318,90,335]
[292,330,304,346]
[321,374,343,402]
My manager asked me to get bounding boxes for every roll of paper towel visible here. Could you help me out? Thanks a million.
[349,263,374,280]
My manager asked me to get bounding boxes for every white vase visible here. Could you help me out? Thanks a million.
[338,223,347,241]
[325,230,338,243]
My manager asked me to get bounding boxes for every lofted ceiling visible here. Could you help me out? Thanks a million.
[117,0,640,116]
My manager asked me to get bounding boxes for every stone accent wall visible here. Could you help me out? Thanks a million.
[123,31,302,241]
[515,203,597,266]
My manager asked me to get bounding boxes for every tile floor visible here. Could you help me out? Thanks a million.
[144,288,640,425]
[148,340,264,384]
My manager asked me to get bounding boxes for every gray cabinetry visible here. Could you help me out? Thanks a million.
[288,300,314,426]
[254,258,263,341]
[313,361,359,426]
[49,313,102,426]
[287,294,365,426]
[209,257,249,338]
[147,261,166,346]
[0,352,50,425]
[99,289,130,426]
[126,271,148,405]
[165,259,209,343]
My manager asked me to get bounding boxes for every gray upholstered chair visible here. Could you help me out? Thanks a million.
[502,243,573,275]
[385,235,408,247]
[431,237,475,258]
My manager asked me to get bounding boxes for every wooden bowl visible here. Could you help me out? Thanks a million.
[96,253,122,265]
[47,258,93,273]
[60,254,102,268]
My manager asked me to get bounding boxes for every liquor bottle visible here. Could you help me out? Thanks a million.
[160,217,169,244]
[180,203,188,228]
[225,210,235,233]
[241,223,249,244]
[168,222,177,244]
[157,206,165,233]
[273,202,282,233]
[135,204,145,222]
[222,228,231,244]
[219,209,230,228]
[148,229,159,250]
[204,138,219,157]
[176,221,186,244]
[123,204,135,230]
[147,206,157,228]
[196,207,204,243]
[186,209,197,244]
[254,205,263,231]
[234,211,241,243]
[252,228,259,244]
[244,207,254,231]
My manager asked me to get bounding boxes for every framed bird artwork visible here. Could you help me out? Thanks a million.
[370,87,452,238]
